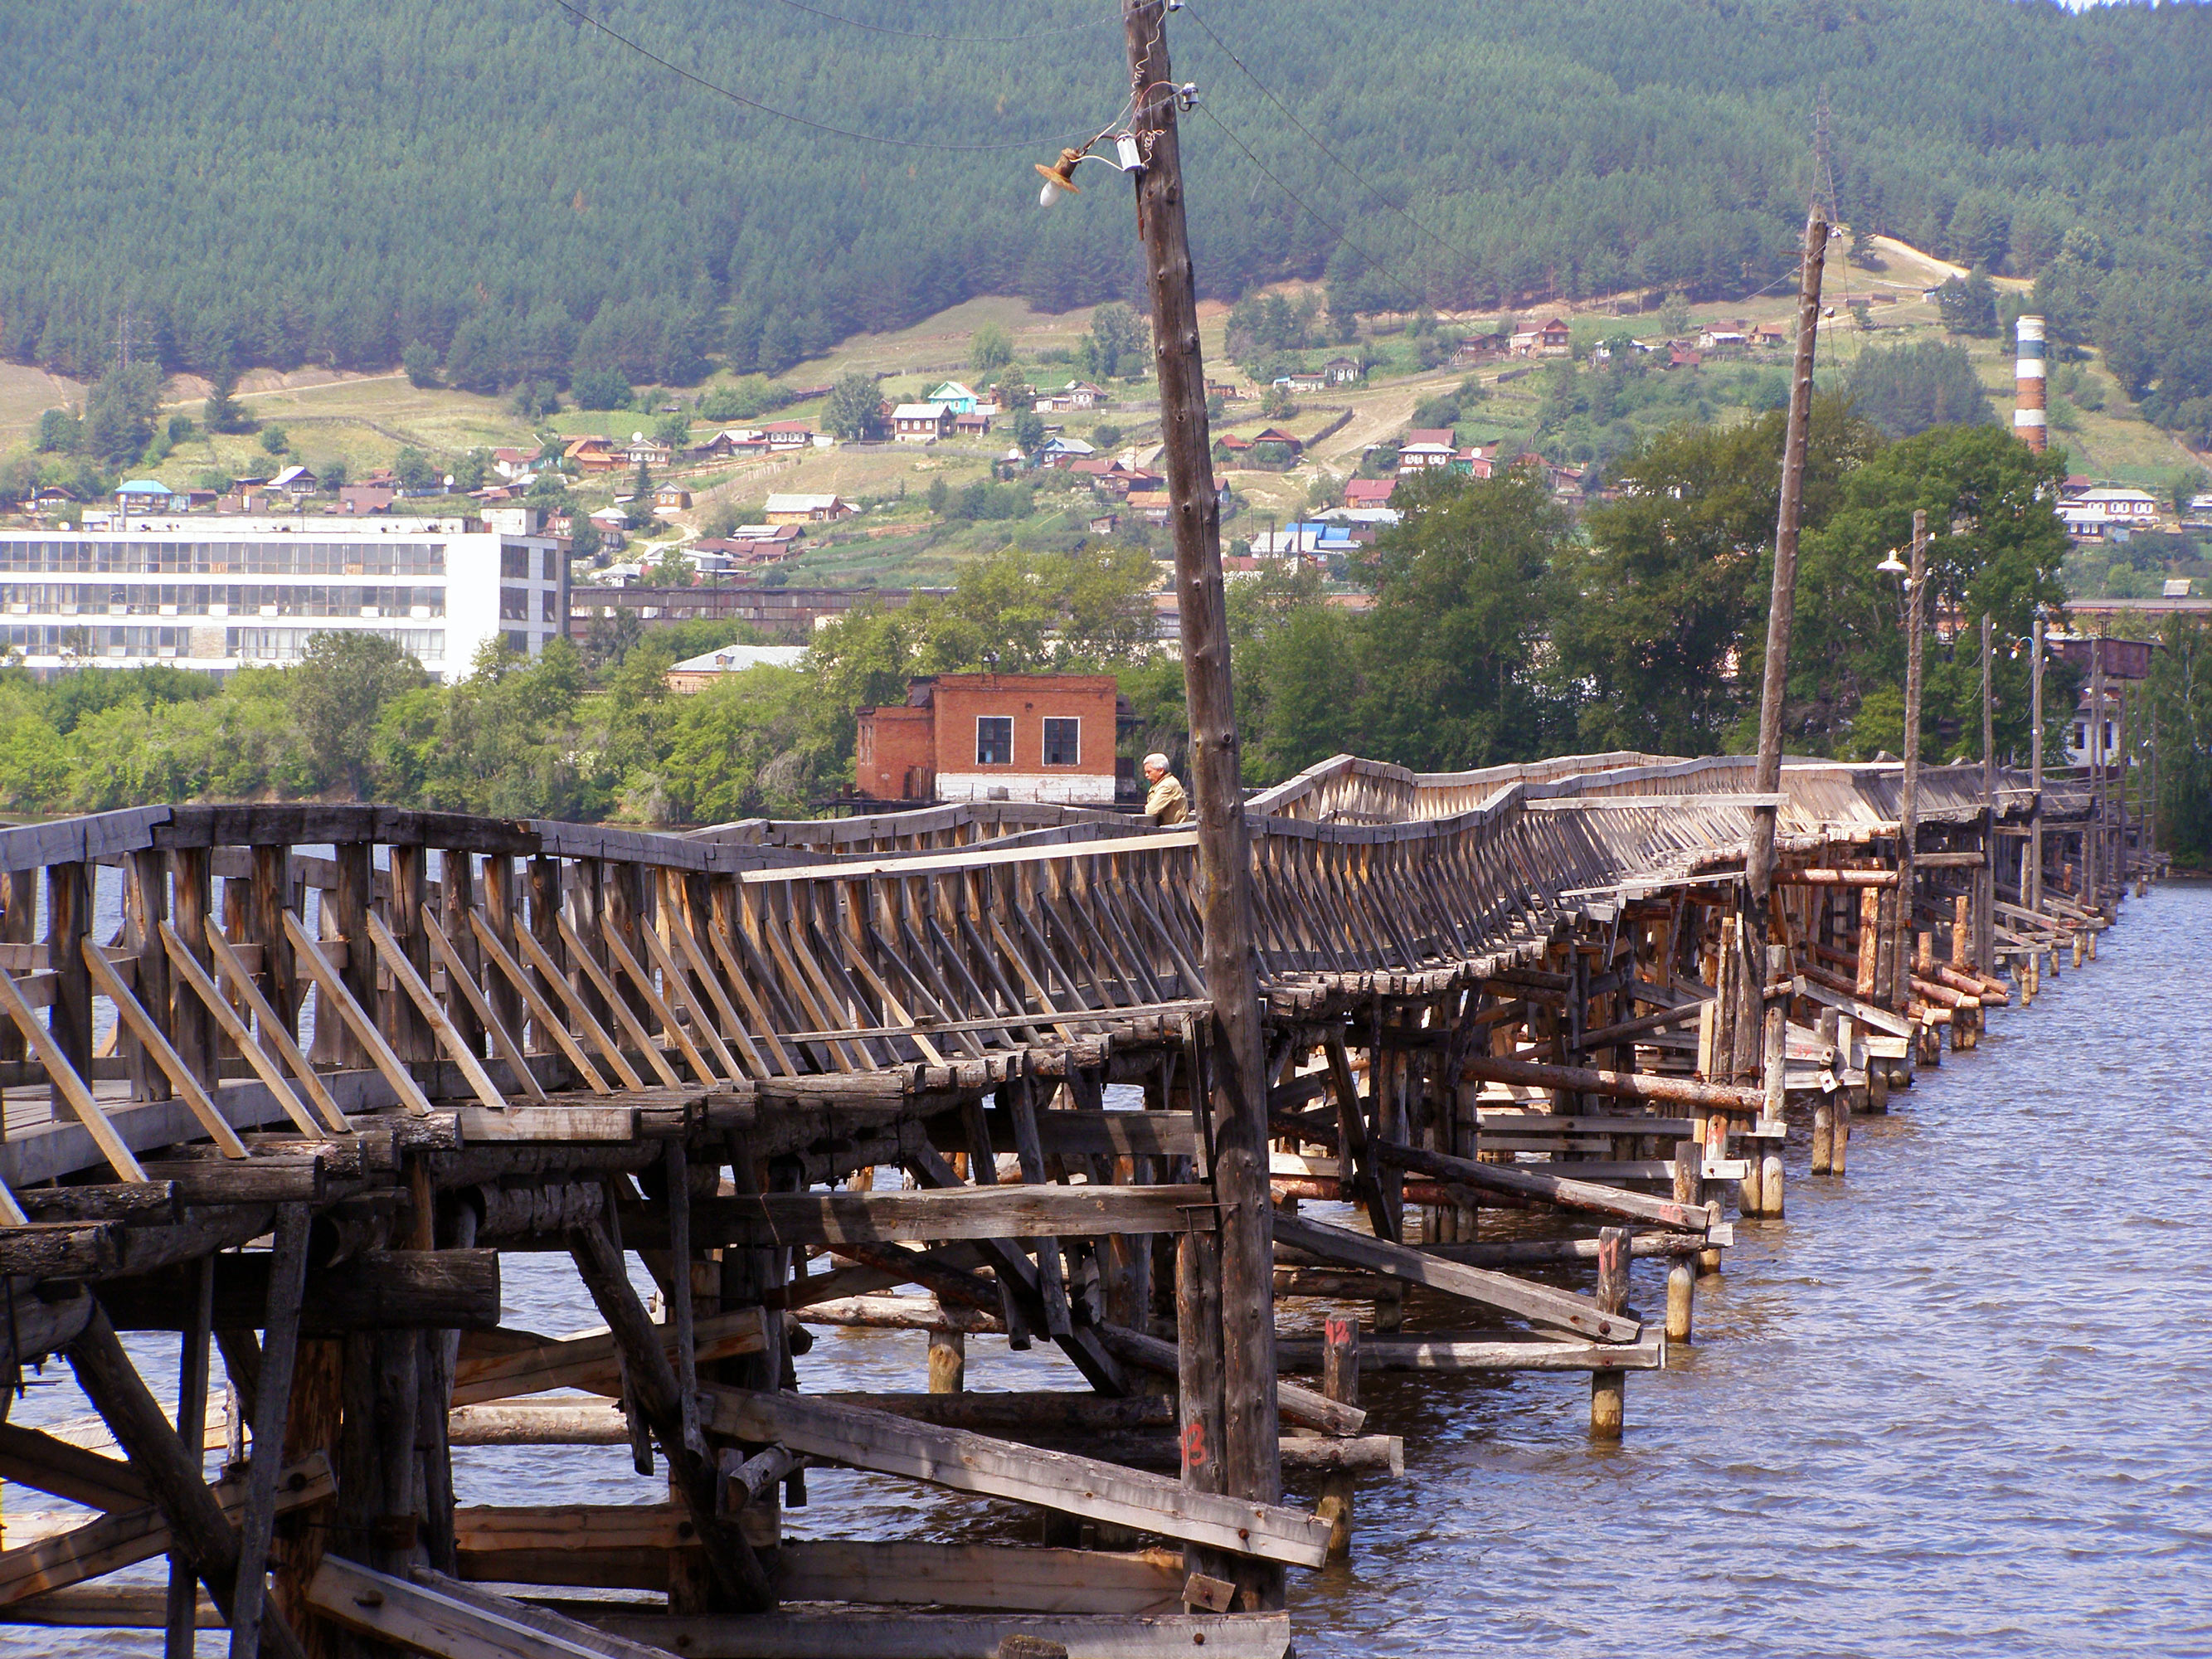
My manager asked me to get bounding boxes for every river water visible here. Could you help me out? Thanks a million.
[14,885,2210,1657]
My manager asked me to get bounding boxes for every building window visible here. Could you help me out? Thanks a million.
[542,548,559,581]
[501,546,530,579]
[2073,724,2086,749]
[976,715,1013,766]
[541,591,558,622]
[500,586,530,620]
[1042,717,1080,766]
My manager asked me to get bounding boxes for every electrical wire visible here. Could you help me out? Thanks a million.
[1178,0,1477,284]
[547,0,1089,152]
[1189,102,1437,304]
[760,0,1120,43]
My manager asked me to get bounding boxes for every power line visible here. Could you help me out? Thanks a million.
[1189,103,1437,305]
[547,0,1087,153]
[1178,1,1479,286]
[761,0,1120,43]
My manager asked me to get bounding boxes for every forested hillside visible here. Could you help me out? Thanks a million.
[2,0,2209,432]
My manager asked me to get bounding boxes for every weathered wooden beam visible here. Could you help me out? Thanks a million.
[0,1455,335,1608]
[451,1308,765,1408]
[1459,1053,1764,1112]
[1274,1332,1669,1374]
[306,1557,669,1659]
[566,1217,775,1611]
[95,1251,501,1335]
[589,1606,1293,1659]
[624,1185,1218,1249]
[0,1423,148,1511]
[698,1385,1333,1569]
[1271,1213,1640,1343]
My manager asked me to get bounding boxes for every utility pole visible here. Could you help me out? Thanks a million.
[1980,611,1995,974]
[2030,613,2045,916]
[1744,213,1829,939]
[1121,0,1281,1610]
[2088,639,2104,905]
[1890,508,1927,1012]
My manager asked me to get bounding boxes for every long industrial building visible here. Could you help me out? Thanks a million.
[0,513,567,680]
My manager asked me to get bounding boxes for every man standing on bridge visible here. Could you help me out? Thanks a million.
[1143,752,1190,826]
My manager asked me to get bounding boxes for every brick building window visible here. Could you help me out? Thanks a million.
[1042,717,1080,766]
[976,716,1013,766]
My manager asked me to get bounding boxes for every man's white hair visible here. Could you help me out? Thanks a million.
[1143,752,1170,771]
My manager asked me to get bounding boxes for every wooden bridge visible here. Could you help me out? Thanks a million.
[0,747,2131,1659]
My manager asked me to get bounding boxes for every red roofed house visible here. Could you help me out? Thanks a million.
[1344,477,1398,507]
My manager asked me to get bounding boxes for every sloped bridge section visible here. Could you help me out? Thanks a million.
[0,756,2117,1659]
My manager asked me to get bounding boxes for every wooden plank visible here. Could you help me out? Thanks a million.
[307,1558,669,1659]
[0,966,147,1184]
[698,1386,1333,1569]
[591,1608,1291,1659]
[774,1541,1182,1617]
[1275,1332,1669,1374]
[466,909,610,1094]
[450,1307,766,1407]
[421,902,548,1102]
[556,912,685,1090]
[0,1453,333,1607]
[281,910,434,1115]
[79,939,250,1157]
[167,938,329,1151]
[453,1106,640,1143]
[200,918,351,1133]
[513,920,647,1090]
[0,1423,147,1511]
[453,1511,1184,1615]
[665,1185,1218,1248]
[1271,1212,1639,1343]
[367,908,508,1111]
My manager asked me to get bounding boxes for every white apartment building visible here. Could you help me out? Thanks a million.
[0,514,566,682]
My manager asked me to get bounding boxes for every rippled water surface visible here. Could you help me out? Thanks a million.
[17,885,2210,1657]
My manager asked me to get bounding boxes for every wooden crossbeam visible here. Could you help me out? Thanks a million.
[280,911,434,1116]
[0,966,147,1184]
[698,1385,1334,1569]
[307,1557,667,1659]
[0,1453,333,1607]
[646,1185,1218,1248]
[450,1308,766,1408]
[79,938,250,1155]
[420,902,548,1102]
[158,920,328,1141]
[367,908,508,1110]
[555,912,684,1090]
[200,919,351,1132]
[511,921,646,1090]
[1271,1212,1641,1343]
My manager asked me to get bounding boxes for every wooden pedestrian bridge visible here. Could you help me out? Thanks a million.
[0,748,2124,1659]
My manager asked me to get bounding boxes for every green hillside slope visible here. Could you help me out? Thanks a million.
[2,0,2208,435]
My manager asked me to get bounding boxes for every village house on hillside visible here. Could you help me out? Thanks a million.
[565,435,621,472]
[1325,356,1363,386]
[892,403,954,442]
[762,493,855,525]
[1510,318,1573,358]
[924,382,980,415]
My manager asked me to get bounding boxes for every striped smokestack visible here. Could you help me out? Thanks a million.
[2015,314,2048,454]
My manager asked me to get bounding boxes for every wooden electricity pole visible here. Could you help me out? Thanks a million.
[1121,0,1281,1608]
[2030,612,2044,914]
[1745,214,1829,936]
[1980,611,1995,972]
[1890,508,1927,1011]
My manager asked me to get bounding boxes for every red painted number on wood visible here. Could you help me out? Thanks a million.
[1182,1419,1207,1467]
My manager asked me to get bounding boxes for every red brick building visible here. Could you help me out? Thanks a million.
[855,674,1125,805]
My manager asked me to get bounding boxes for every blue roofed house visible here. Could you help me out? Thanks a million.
[925,382,980,416]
